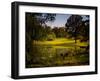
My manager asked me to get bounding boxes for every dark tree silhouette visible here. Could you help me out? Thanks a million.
[26,13,56,40]
[65,15,83,43]
[79,16,89,41]
[26,13,56,66]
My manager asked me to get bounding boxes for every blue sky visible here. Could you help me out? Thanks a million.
[46,14,71,28]
[46,14,89,28]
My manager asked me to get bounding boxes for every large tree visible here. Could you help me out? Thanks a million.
[79,16,89,41]
[26,13,56,40]
[65,15,83,43]
[26,13,56,65]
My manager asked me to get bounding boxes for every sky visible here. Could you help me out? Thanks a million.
[46,14,89,28]
[46,14,71,28]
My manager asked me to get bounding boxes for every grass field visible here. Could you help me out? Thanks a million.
[26,38,89,68]
[33,38,88,47]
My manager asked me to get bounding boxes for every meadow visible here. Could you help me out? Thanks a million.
[26,38,89,68]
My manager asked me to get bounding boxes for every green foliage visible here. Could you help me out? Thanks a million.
[65,15,83,42]
[52,27,67,38]
[65,15,89,42]
[26,13,56,41]
[46,32,56,41]
[26,44,89,68]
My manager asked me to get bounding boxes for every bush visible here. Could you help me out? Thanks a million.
[47,32,56,41]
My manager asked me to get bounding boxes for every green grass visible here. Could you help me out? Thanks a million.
[27,38,89,68]
[33,38,88,47]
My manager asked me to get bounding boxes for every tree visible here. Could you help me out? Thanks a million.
[80,16,89,41]
[52,27,67,38]
[58,27,67,37]
[65,15,83,43]
[52,27,59,37]
[36,13,56,25]
[26,13,56,65]
[26,13,56,41]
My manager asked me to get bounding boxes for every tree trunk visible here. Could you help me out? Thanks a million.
[75,27,77,43]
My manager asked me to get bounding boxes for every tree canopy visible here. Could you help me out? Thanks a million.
[65,15,89,42]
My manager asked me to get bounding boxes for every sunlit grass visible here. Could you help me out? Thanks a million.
[33,38,74,45]
[33,38,88,47]
[51,44,76,49]
[26,38,89,68]
[76,41,88,46]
